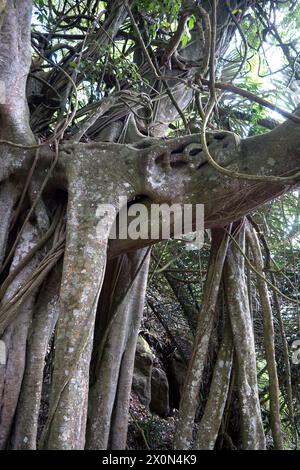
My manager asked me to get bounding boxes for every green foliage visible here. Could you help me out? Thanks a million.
[135,0,181,39]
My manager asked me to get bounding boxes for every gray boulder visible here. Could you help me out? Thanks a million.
[132,336,154,407]
[150,366,170,417]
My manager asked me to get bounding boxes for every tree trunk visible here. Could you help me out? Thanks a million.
[87,249,150,449]
[224,223,266,449]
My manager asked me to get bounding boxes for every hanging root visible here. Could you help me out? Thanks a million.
[10,264,62,449]
[224,222,266,449]
[193,317,233,450]
[87,249,150,450]
[0,222,47,449]
[0,181,20,266]
[175,221,268,450]
[38,144,133,449]
[246,223,283,449]
[174,228,231,450]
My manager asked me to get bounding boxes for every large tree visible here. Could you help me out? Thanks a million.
[0,0,299,450]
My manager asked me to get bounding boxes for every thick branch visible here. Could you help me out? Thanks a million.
[0,0,34,143]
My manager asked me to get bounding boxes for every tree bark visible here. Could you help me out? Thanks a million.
[246,224,283,449]
[87,249,150,449]
[174,228,230,450]
[194,317,233,450]
[224,223,266,450]
[11,264,62,449]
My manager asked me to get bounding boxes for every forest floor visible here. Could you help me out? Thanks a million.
[127,391,178,450]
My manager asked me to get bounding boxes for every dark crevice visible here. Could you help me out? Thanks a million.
[213,132,227,140]
[155,153,167,164]
[170,145,186,155]
[170,161,188,169]
[196,161,208,170]
[189,147,202,157]
[132,139,156,149]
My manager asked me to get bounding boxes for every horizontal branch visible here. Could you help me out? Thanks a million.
[201,78,300,124]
